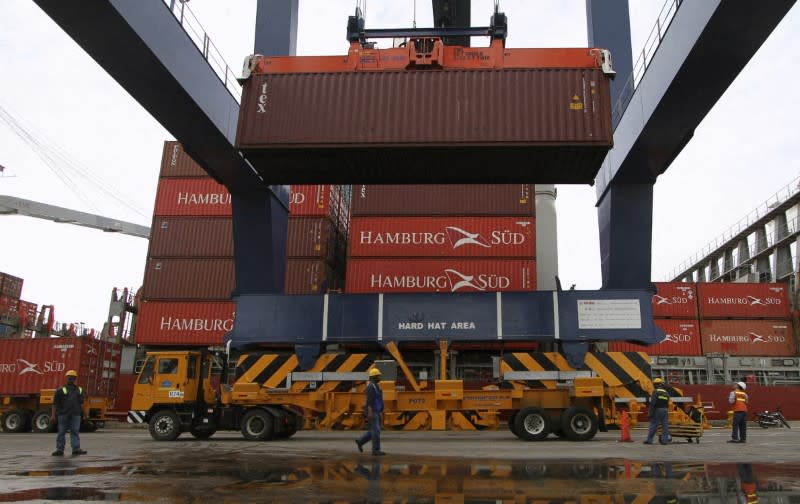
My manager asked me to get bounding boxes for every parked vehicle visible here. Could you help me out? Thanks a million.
[754,407,790,428]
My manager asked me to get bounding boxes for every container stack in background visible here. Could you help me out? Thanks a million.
[136,142,350,346]
[346,185,537,293]
[0,272,38,339]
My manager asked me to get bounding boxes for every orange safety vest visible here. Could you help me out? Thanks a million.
[732,389,748,412]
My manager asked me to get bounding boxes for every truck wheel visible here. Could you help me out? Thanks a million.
[1,410,30,433]
[241,409,274,441]
[32,411,52,433]
[560,406,598,441]
[507,410,519,436]
[513,407,550,441]
[190,427,216,439]
[149,410,182,441]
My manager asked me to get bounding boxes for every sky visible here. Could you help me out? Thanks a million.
[0,1,798,332]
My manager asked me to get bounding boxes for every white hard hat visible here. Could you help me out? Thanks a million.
[737,381,747,390]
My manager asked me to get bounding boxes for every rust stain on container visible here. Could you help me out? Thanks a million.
[652,282,698,318]
[609,319,701,356]
[351,185,535,216]
[349,216,535,258]
[0,338,121,396]
[154,178,232,216]
[142,258,234,300]
[135,301,235,346]
[697,282,790,319]
[346,258,536,293]
[285,258,344,294]
[148,217,233,257]
[159,141,209,178]
[700,319,795,356]
[236,70,612,183]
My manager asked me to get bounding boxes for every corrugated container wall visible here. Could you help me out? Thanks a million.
[154,178,232,216]
[349,216,535,258]
[351,185,534,216]
[287,217,339,263]
[697,282,790,319]
[346,259,536,293]
[135,301,235,346]
[0,272,24,299]
[148,217,233,257]
[608,319,702,356]
[700,319,796,356]
[142,259,234,300]
[285,259,344,294]
[159,141,209,178]
[651,282,698,318]
[0,337,121,396]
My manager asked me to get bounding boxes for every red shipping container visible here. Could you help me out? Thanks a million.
[0,272,24,299]
[0,295,18,316]
[154,178,232,216]
[351,185,534,216]
[135,301,235,346]
[700,319,796,356]
[159,141,208,177]
[148,217,233,257]
[285,258,343,294]
[651,282,698,318]
[608,319,701,356]
[287,217,339,262]
[0,337,121,397]
[346,259,536,293]
[290,185,338,216]
[142,258,234,300]
[17,300,38,329]
[349,216,535,258]
[697,282,790,319]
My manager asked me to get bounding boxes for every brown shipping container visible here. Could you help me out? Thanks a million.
[236,70,612,184]
[148,217,233,257]
[143,258,234,300]
[135,301,235,346]
[697,282,790,319]
[700,319,796,356]
[285,258,343,294]
[346,258,536,293]
[608,319,701,356]
[154,178,232,216]
[651,282,698,318]
[0,337,121,396]
[0,295,17,316]
[159,141,209,177]
[287,217,338,262]
[0,272,24,299]
[351,185,535,216]
[349,216,535,258]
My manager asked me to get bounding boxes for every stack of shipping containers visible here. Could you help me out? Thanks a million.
[0,272,37,339]
[345,184,537,382]
[137,143,351,347]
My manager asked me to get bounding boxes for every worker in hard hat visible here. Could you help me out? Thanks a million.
[728,381,749,443]
[51,370,87,456]
[643,377,671,445]
[355,367,385,456]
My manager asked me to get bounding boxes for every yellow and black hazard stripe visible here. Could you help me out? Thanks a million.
[233,353,298,389]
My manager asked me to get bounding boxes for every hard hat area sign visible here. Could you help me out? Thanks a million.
[577,299,642,329]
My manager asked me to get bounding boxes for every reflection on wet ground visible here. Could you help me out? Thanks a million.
[2,453,800,503]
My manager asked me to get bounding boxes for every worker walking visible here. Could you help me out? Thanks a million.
[356,367,385,456]
[51,370,87,456]
[728,381,749,443]
[644,377,671,445]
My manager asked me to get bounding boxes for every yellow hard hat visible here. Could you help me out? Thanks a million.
[368,368,382,377]
[653,377,663,384]
[65,370,78,377]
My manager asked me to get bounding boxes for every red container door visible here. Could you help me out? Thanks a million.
[697,282,790,319]
[348,216,535,258]
[346,259,536,293]
[287,217,337,262]
[608,319,701,356]
[700,319,796,356]
[651,282,698,318]
[154,178,232,216]
[136,301,236,346]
